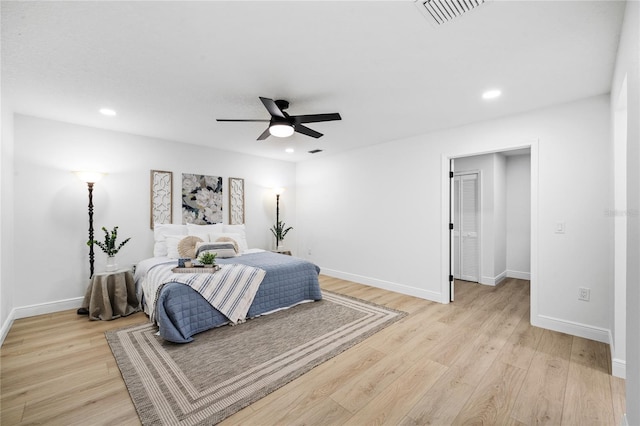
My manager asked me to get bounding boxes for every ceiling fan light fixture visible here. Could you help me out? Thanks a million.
[269,123,294,138]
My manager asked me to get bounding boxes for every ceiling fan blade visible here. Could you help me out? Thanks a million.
[259,97,286,118]
[294,124,323,138]
[257,127,271,140]
[291,113,342,124]
[216,119,270,122]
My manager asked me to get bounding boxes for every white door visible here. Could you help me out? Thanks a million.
[453,173,479,282]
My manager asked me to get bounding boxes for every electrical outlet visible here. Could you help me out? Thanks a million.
[307,248,312,255]
[578,287,590,301]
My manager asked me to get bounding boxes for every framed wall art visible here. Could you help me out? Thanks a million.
[150,170,173,229]
[182,173,223,224]
[229,177,245,225]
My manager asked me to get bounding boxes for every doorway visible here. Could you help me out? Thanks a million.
[445,147,533,303]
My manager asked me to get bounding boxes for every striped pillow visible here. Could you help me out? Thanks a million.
[195,242,237,259]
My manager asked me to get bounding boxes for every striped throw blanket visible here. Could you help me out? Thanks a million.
[148,263,266,324]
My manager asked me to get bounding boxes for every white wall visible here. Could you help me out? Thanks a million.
[10,115,297,312]
[0,101,15,341]
[610,0,640,419]
[506,154,531,279]
[297,95,612,342]
[454,153,507,285]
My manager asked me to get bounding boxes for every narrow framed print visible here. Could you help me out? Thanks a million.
[150,170,173,229]
[229,177,245,225]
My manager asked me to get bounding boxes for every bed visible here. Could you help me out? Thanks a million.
[135,223,322,343]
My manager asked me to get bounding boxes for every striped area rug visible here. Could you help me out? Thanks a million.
[106,291,406,425]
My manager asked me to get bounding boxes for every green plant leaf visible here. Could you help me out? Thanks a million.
[88,226,131,256]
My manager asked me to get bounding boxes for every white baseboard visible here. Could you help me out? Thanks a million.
[506,270,531,280]
[621,414,629,426]
[0,309,16,347]
[608,329,627,378]
[479,277,496,286]
[533,314,609,343]
[480,270,507,286]
[320,268,444,303]
[12,297,84,320]
[612,357,626,379]
[0,297,84,347]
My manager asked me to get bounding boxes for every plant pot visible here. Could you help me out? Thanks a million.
[106,255,118,272]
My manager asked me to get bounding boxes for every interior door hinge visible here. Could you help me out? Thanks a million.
[449,275,454,282]
[449,171,454,178]
[449,223,454,230]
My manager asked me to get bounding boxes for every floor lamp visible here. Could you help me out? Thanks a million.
[75,171,105,278]
[273,187,285,248]
[274,187,284,226]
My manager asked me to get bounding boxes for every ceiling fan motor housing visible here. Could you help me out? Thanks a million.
[274,100,290,111]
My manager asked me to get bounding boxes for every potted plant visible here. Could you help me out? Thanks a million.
[198,251,217,267]
[87,226,131,272]
[270,220,293,250]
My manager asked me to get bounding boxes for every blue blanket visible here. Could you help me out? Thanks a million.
[151,251,322,343]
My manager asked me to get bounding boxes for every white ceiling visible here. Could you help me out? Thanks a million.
[1,1,626,162]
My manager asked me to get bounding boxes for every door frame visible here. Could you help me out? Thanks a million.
[440,139,539,312]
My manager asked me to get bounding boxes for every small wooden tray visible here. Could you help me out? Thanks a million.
[172,265,221,273]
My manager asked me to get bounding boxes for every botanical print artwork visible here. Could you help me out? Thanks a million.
[182,173,223,224]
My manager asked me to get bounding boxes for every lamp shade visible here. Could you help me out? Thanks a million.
[74,171,105,183]
[269,124,294,138]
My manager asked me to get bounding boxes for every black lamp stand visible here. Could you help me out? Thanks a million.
[87,181,95,279]
[275,193,280,247]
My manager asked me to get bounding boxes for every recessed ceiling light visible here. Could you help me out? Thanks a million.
[482,89,502,100]
[99,108,117,116]
[285,148,294,154]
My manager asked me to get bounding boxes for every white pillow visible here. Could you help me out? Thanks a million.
[221,224,248,251]
[165,235,184,259]
[187,223,223,241]
[210,232,248,253]
[153,224,187,257]
[223,224,246,237]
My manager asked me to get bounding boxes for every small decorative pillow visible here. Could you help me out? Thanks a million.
[215,236,239,253]
[209,232,248,253]
[177,236,204,259]
[195,242,238,259]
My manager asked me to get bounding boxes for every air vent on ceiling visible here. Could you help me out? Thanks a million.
[308,149,323,154]
[415,0,486,25]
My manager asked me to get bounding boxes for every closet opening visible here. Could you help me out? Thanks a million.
[447,148,532,303]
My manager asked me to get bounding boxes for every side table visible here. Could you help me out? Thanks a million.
[78,269,140,321]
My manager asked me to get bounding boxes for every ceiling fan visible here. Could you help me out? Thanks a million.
[216,97,341,140]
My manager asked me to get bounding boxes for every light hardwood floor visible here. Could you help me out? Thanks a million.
[1,276,626,425]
